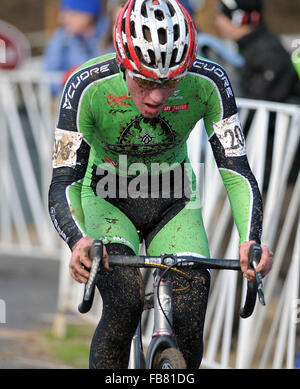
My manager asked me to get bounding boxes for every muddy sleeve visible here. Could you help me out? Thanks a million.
[48,133,90,250]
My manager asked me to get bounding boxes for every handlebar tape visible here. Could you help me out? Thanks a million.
[78,240,103,313]
[239,243,262,318]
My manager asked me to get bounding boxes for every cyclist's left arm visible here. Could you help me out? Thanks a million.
[200,63,273,280]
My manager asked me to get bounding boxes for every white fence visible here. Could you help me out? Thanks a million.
[0,69,61,259]
[0,69,299,369]
[194,99,300,369]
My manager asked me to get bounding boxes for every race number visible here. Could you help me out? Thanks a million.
[213,113,246,157]
[53,128,83,168]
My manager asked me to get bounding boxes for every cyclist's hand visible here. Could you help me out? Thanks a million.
[239,240,273,282]
[70,237,110,283]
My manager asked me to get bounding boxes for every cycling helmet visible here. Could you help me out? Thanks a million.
[113,0,198,82]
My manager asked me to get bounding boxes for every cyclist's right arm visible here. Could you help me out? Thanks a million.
[48,65,96,281]
[48,128,97,282]
[48,129,89,250]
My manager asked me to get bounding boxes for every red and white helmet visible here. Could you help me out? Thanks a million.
[113,0,198,82]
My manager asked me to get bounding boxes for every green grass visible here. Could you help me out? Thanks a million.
[43,324,94,369]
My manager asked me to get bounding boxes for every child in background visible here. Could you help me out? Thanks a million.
[43,0,108,95]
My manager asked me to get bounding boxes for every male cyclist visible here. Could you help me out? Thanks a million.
[49,0,273,369]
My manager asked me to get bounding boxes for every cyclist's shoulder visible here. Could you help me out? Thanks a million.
[59,54,121,121]
[64,53,120,84]
[188,55,230,83]
[186,56,235,105]
[76,52,118,69]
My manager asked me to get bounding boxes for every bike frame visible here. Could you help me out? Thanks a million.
[128,267,179,369]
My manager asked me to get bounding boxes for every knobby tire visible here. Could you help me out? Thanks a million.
[152,348,186,369]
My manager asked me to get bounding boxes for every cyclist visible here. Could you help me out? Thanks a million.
[49,0,273,369]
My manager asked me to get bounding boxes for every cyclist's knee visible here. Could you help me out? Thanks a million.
[96,243,145,312]
[105,243,136,257]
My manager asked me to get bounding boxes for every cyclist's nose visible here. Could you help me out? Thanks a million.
[148,88,166,105]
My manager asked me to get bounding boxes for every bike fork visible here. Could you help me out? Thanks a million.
[145,270,178,368]
[128,269,177,369]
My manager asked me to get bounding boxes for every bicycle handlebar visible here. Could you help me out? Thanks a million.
[239,243,265,318]
[78,240,265,318]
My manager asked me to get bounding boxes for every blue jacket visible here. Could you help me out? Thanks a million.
[43,18,109,94]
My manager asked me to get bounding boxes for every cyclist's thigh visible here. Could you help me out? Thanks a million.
[81,194,140,254]
[146,200,210,258]
[95,243,145,310]
[80,194,144,310]
[67,181,86,234]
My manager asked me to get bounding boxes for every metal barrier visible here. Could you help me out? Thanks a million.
[0,69,299,368]
[0,69,62,259]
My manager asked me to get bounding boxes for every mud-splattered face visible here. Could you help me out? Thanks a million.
[125,71,180,118]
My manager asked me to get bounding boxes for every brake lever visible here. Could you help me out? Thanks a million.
[78,240,103,313]
[249,243,266,306]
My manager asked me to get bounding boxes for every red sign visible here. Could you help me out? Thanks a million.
[0,20,31,70]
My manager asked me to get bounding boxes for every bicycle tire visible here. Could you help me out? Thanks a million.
[152,348,186,369]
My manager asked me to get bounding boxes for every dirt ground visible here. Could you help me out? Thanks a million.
[0,327,72,369]
[0,254,72,369]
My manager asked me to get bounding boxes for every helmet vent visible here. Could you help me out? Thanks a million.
[158,28,167,44]
[130,21,137,38]
[143,25,151,42]
[155,9,165,20]
[182,44,188,61]
[135,46,144,63]
[141,3,147,17]
[148,49,156,66]
[135,46,156,67]
[161,51,166,67]
[185,20,188,35]
[124,43,132,61]
[170,48,178,66]
[122,17,126,32]
[173,24,179,41]
[166,2,175,16]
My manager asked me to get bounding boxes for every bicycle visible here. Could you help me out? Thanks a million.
[78,240,266,369]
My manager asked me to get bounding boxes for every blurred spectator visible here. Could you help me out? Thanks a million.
[60,1,125,87]
[99,0,125,54]
[43,0,108,94]
[215,0,300,103]
[179,0,205,16]
[179,0,205,28]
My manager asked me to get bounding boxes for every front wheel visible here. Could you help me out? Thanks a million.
[152,348,186,369]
